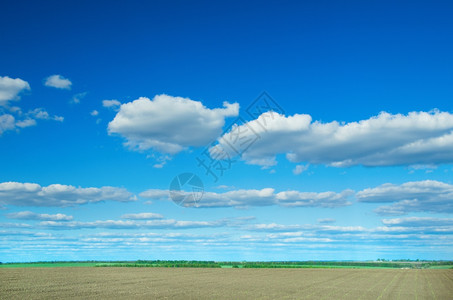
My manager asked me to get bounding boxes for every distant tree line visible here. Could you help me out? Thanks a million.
[3,260,452,269]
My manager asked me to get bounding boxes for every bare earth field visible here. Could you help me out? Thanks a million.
[1,267,452,299]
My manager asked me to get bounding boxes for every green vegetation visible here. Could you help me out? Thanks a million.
[1,260,452,269]
[95,260,221,268]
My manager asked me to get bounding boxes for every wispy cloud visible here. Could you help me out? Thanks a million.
[71,92,87,104]
[7,211,73,221]
[121,212,164,220]
[38,218,227,230]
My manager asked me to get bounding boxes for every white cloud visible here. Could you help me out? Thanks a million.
[102,99,121,110]
[38,218,226,230]
[245,220,453,242]
[293,164,309,175]
[121,212,164,220]
[71,92,87,104]
[0,114,16,134]
[7,211,73,221]
[90,110,99,116]
[0,76,63,136]
[0,230,51,237]
[15,118,37,128]
[276,190,353,208]
[318,218,336,224]
[0,76,30,106]
[140,187,352,208]
[357,180,453,215]
[0,182,137,207]
[150,154,171,169]
[44,75,72,89]
[108,94,239,155]
[0,222,32,229]
[1,108,63,134]
[382,217,453,227]
[213,110,453,167]
[27,108,64,122]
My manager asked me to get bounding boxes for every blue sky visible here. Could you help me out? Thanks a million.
[1,0,453,262]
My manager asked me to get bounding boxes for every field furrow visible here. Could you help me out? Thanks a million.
[1,267,452,299]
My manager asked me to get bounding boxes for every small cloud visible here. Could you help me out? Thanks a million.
[318,218,336,224]
[121,212,164,220]
[1,108,62,135]
[0,76,30,106]
[71,92,87,104]
[27,108,63,122]
[44,75,72,90]
[215,185,231,190]
[9,106,22,114]
[0,114,16,134]
[7,211,73,221]
[408,164,437,171]
[15,118,37,128]
[150,154,171,169]
[90,110,99,116]
[293,164,309,175]
[102,99,121,110]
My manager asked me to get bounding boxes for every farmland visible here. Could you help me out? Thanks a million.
[1,267,452,299]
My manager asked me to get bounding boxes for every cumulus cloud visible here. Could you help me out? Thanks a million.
[0,182,137,207]
[90,110,99,116]
[140,187,353,208]
[7,211,73,221]
[44,75,72,89]
[121,212,164,220]
[213,110,453,167]
[0,76,30,106]
[102,99,121,110]
[108,94,239,155]
[357,180,453,215]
